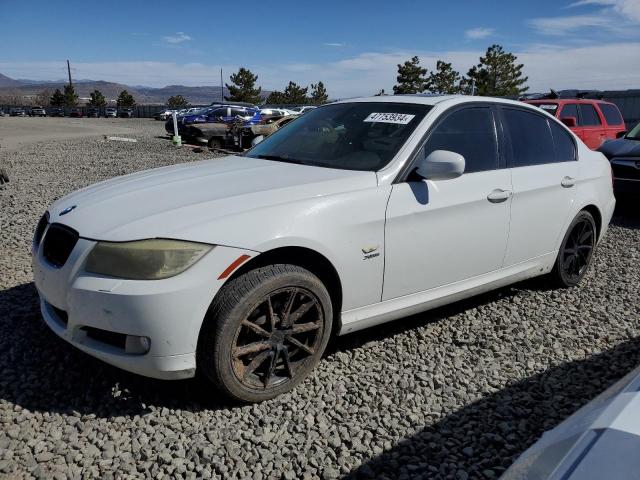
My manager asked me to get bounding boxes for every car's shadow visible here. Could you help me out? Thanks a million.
[346,336,640,479]
[0,282,233,416]
[0,282,520,418]
[611,196,640,229]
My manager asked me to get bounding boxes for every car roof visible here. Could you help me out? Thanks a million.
[334,94,543,110]
[525,98,614,105]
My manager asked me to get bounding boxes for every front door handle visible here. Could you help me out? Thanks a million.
[561,176,575,188]
[487,189,512,203]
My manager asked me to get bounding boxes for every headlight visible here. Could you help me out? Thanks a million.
[85,239,212,280]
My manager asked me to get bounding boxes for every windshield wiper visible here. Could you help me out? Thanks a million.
[255,154,307,165]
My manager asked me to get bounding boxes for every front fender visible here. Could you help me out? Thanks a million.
[182,186,391,311]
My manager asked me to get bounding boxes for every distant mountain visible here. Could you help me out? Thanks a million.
[0,73,267,105]
[135,85,231,104]
[0,73,25,88]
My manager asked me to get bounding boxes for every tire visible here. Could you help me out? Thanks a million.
[197,264,333,403]
[207,137,223,150]
[549,210,597,288]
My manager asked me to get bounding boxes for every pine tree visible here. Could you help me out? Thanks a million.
[116,90,136,107]
[425,61,462,94]
[282,81,308,104]
[63,84,79,107]
[265,91,287,104]
[50,89,65,106]
[265,82,309,104]
[393,56,428,95]
[310,81,328,104]
[225,67,262,104]
[88,89,107,107]
[167,95,189,108]
[467,45,529,96]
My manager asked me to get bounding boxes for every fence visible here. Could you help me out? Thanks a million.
[0,105,210,118]
[585,90,640,129]
[3,90,640,125]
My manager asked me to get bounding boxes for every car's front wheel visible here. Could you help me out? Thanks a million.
[550,210,597,287]
[197,264,333,403]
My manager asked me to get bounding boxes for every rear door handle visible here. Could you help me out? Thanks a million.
[487,189,512,203]
[561,176,575,188]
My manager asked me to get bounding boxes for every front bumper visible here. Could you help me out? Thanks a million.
[32,231,255,380]
[614,177,640,196]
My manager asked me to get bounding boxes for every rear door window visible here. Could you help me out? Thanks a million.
[578,104,601,126]
[502,108,556,167]
[599,104,624,126]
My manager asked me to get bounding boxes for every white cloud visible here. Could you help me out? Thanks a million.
[323,42,346,47]
[465,27,495,40]
[568,0,617,7]
[568,0,640,21]
[529,14,612,35]
[534,0,640,36]
[162,32,192,44]
[615,0,640,21]
[2,43,640,98]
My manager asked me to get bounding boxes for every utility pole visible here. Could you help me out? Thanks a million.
[471,78,475,96]
[220,68,223,103]
[67,59,73,86]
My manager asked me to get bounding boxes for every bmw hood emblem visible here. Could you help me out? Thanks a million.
[59,205,77,216]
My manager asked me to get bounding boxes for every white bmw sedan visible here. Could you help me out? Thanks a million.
[32,95,615,402]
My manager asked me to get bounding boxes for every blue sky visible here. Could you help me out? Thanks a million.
[2,0,640,97]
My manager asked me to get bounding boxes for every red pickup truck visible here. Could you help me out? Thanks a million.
[524,98,626,150]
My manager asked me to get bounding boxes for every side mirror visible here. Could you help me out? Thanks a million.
[416,150,465,180]
[616,131,627,139]
[560,116,577,128]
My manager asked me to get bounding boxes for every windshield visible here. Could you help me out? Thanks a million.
[626,122,640,140]
[246,102,430,171]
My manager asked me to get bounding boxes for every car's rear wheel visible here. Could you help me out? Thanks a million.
[197,264,333,403]
[208,137,223,150]
[550,210,597,287]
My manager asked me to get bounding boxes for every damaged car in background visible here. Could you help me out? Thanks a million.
[187,114,299,150]
[165,104,265,150]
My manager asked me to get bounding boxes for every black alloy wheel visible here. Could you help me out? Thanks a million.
[551,210,597,287]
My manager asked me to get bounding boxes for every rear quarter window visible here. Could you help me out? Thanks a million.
[599,103,624,126]
[549,122,577,162]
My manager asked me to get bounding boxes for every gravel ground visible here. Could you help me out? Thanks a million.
[1,119,639,479]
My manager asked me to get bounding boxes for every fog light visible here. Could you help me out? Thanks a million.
[125,335,151,354]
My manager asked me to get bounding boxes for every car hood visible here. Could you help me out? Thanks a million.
[598,137,640,158]
[49,155,377,244]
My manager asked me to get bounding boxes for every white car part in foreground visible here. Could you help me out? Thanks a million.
[503,362,640,480]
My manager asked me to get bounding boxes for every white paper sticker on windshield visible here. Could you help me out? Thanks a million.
[538,104,558,111]
[364,112,415,124]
